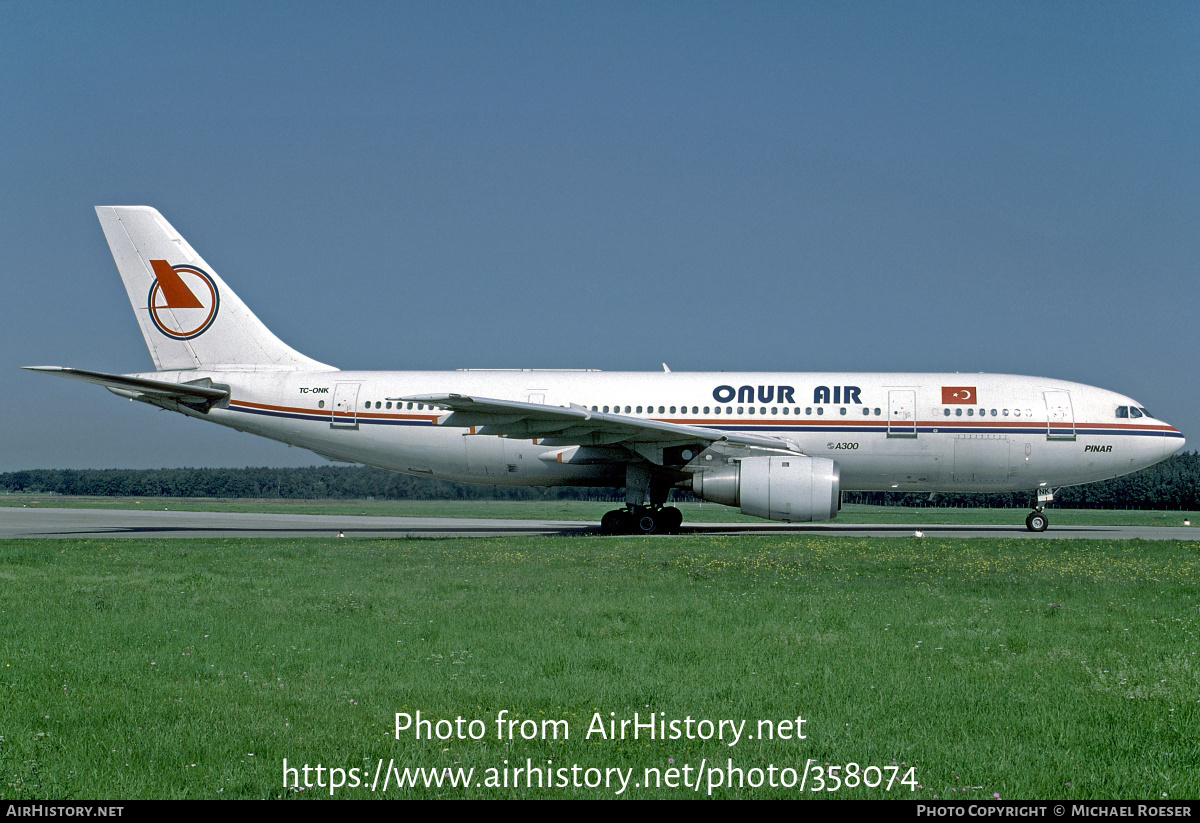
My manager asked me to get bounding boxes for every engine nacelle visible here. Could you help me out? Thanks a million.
[691,456,840,522]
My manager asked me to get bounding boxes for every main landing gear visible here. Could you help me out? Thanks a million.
[600,505,684,535]
[600,464,686,534]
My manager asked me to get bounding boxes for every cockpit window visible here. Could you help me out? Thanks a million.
[1119,404,1155,419]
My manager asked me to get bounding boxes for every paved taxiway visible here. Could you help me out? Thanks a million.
[1,507,1194,540]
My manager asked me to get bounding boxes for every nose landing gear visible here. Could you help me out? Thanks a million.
[1025,487,1054,532]
[1025,510,1049,532]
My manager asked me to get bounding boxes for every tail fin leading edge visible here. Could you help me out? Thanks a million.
[95,206,334,372]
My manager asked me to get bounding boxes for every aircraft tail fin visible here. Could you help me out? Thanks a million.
[95,206,335,372]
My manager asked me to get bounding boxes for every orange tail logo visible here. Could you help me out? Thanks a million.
[147,260,219,339]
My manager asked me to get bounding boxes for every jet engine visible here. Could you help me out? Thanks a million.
[690,455,840,522]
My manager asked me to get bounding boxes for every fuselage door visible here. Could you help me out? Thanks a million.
[887,390,918,438]
[1044,390,1075,440]
[331,382,361,429]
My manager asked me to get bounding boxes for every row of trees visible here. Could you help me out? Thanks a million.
[0,465,621,502]
[847,451,1200,509]
[2,452,1197,509]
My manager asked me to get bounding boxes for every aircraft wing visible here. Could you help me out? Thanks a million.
[25,367,229,407]
[400,393,803,452]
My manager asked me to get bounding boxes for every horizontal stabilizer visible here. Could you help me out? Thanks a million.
[24,366,229,406]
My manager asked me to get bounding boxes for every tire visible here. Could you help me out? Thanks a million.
[633,508,658,535]
[1025,512,1049,532]
[660,506,683,533]
[601,509,627,535]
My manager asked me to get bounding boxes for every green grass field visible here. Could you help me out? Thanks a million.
[2,531,1198,799]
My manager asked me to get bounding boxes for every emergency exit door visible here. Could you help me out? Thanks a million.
[888,390,917,438]
[331,382,360,428]
[1044,390,1075,440]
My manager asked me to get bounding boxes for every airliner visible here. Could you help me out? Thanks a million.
[27,207,1186,534]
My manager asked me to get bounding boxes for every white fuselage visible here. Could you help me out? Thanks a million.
[144,368,1184,494]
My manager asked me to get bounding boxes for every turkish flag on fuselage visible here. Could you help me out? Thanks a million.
[941,386,977,404]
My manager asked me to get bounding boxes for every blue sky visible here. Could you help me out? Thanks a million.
[2,1,1197,470]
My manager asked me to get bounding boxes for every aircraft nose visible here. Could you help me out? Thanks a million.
[1163,425,1185,459]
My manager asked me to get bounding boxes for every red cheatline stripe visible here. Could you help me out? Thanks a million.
[150,260,203,308]
[230,399,437,421]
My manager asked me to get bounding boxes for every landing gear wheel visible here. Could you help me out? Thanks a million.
[632,508,659,535]
[1025,511,1049,532]
[660,506,683,533]
[601,505,684,536]
[601,509,630,535]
